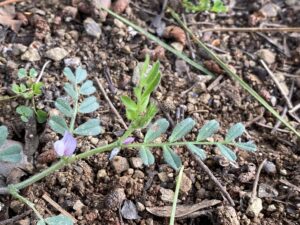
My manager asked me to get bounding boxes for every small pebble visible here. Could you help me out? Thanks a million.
[280,169,287,176]
[263,161,277,175]
[21,48,41,61]
[97,169,107,178]
[112,156,129,174]
[45,47,68,61]
[84,17,101,39]
[256,49,276,65]
[129,157,143,169]
[267,204,277,212]
[136,202,145,212]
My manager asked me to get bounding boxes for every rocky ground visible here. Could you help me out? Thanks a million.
[0,0,300,224]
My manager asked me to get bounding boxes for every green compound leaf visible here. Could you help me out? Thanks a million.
[12,84,20,94]
[139,146,155,166]
[79,96,99,113]
[74,119,102,136]
[75,67,87,84]
[163,146,182,171]
[17,68,27,79]
[142,61,159,87]
[16,106,33,118]
[63,67,76,84]
[55,98,73,117]
[49,116,68,135]
[137,102,158,128]
[37,215,73,225]
[0,143,22,163]
[197,120,219,141]
[80,80,96,95]
[64,83,78,101]
[186,143,206,160]
[144,118,169,143]
[32,82,43,95]
[217,143,237,161]
[225,122,245,142]
[169,118,196,142]
[121,96,137,111]
[235,141,257,152]
[211,0,227,13]
[19,83,27,92]
[36,109,48,123]
[142,70,160,99]
[0,126,8,146]
[29,68,38,78]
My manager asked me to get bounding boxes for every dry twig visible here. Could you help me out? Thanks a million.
[95,78,128,129]
[0,210,31,225]
[251,159,267,200]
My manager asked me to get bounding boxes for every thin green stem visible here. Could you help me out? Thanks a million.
[170,166,184,225]
[122,140,232,149]
[8,186,45,223]
[0,95,19,101]
[70,86,79,132]
[169,9,300,138]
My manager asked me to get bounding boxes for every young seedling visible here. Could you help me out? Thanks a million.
[0,57,257,225]
[11,67,47,123]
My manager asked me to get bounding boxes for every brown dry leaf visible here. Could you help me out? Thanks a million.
[203,60,223,75]
[37,149,57,164]
[146,199,221,218]
[112,0,129,14]
[163,25,186,46]
[0,5,23,32]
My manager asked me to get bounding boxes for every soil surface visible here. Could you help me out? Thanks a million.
[0,0,300,224]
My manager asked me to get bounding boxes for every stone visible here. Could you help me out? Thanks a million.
[112,156,129,174]
[256,49,276,65]
[136,202,145,211]
[12,44,27,56]
[73,200,85,213]
[160,187,174,203]
[133,170,145,179]
[280,169,287,176]
[199,93,211,104]
[129,157,143,169]
[84,17,101,39]
[90,137,99,145]
[267,204,276,212]
[16,218,30,225]
[158,172,168,182]
[45,47,68,61]
[64,57,81,67]
[259,3,279,17]
[97,169,107,178]
[171,42,183,52]
[263,161,277,175]
[180,173,192,193]
[21,48,41,61]
[246,197,263,218]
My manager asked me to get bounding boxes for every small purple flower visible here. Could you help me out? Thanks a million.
[54,131,77,157]
[123,137,135,145]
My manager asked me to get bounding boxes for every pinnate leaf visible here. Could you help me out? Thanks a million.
[79,96,99,113]
[55,98,73,117]
[225,123,245,142]
[0,126,8,146]
[63,67,76,84]
[18,68,27,79]
[29,68,38,78]
[235,141,256,152]
[12,84,20,94]
[36,109,47,123]
[169,118,195,142]
[74,119,102,136]
[80,80,96,95]
[144,118,169,143]
[163,146,182,171]
[139,146,155,166]
[217,144,237,161]
[64,83,78,100]
[0,143,22,163]
[49,116,68,135]
[121,96,137,111]
[197,120,219,141]
[75,67,87,84]
[16,106,33,117]
[186,143,206,160]
[37,215,73,225]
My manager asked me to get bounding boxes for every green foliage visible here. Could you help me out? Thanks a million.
[49,67,101,136]
[73,119,102,136]
[169,118,195,142]
[144,118,169,143]
[163,146,182,171]
[16,106,33,122]
[182,0,227,13]
[121,56,160,128]
[12,67,47,123]
[186,143,206,160]
[139,146,155,166]
[217,143,237,161]
[37,215,73,225]
[197,120,219,141]
[0,125,22,163]
[225,122,245,142]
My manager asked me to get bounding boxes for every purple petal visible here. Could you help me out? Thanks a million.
[123,137,135,145]
[62,131,77,156]
[54,140,65,156]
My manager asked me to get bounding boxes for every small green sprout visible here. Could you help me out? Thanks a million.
[182,0,227,13]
